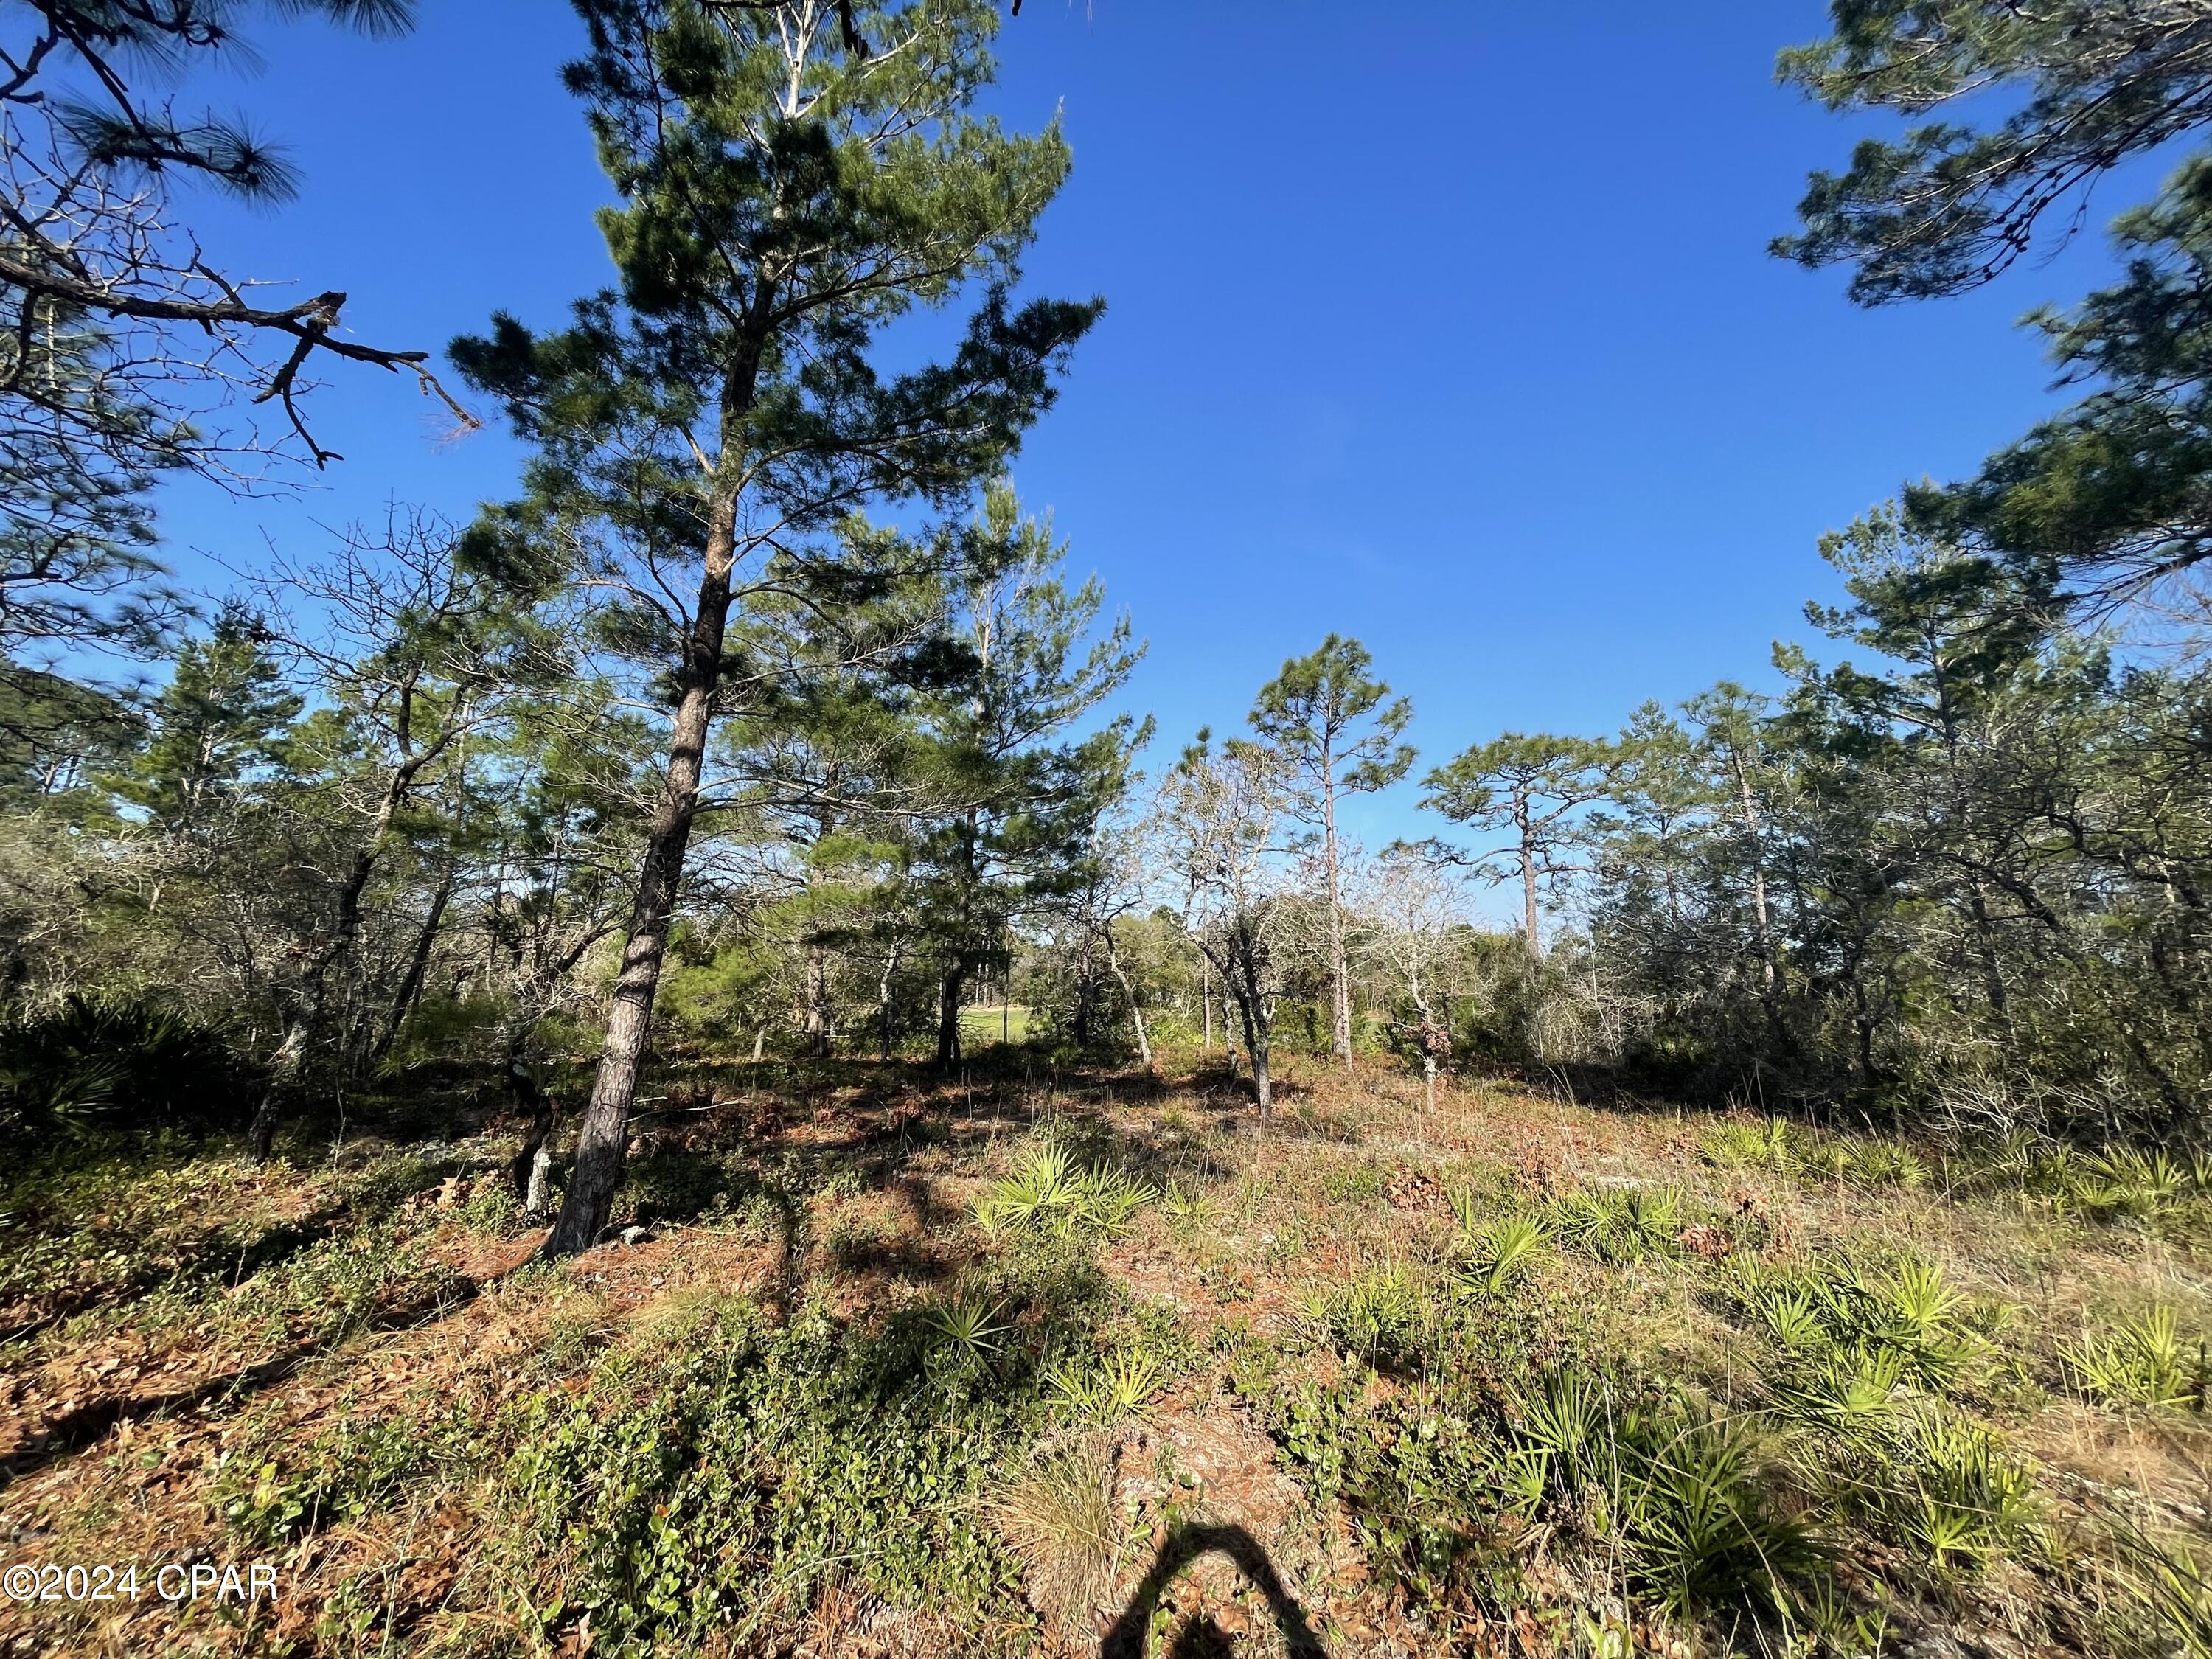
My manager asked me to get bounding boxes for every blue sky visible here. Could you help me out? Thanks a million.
[152,1,2146,902]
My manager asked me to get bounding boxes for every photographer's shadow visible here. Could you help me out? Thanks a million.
[1099,1522,1327,1658]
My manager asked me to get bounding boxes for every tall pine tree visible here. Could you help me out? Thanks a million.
[453,0,1098,1255]
[1248,636,1412,1071]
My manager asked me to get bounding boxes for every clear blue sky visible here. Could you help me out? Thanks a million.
[153,1,2138,892]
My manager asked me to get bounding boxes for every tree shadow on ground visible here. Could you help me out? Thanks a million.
[1098,1523,1326,1658]
[0,1273,477,1492]
[611,1059,1258,1228]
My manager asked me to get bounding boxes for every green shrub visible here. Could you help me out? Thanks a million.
[199,1222,473,1352]
[1046,1346,1163,1421]
[1512,1366,1610,1494]
[385,994,509,1070]
[1840,1136,1931,1189]
[1548,1183,1687,1263]
[923,1296,1010,1368]
[1161,1180,1220,1231]
[501,1253,1115,1657]
[1509,1368,1820,1617]
[455,1175,523,1237]
[218,1402,468,1546]
[2063,1306,2207,1413]
[1730,1253,1986,1393]
[2099,1514,2212,1659]
[1886,1412,2040,1569]
[619,1143,759,1225]
[1958,1135,2207,1230]
[0,995,243,1141]
[1321,1162,1387,1205]
[1455,1214,1551,1296]
[973,1139,1158,1240]
[1302,1259,1430,1371]
[2073,1147,2194,1223]
[1262,1359,1514,1609]
[1776,1348,1910,1433]
[1700,1117,1798,1175]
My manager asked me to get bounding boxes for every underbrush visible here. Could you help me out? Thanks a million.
[0,995,245,1147]
[1701,1114,2212,1238]
[226,1253,1150,1657]
[183,1132,1175,1657]
[495,1256,1115,1655]
[1218,1114,2212,1656]
[0,1139,480,1359]
[8,1062,2212,1658]
[1248,1265,1849,1638]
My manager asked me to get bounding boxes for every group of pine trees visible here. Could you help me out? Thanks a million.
[4,0,2211,1244]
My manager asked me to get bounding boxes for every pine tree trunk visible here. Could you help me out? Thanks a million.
[803,942,832,1060]
[540,496,739,1260]
[1323,766,1352,1069]
[877,940,901,1062]
[936,961,964,1068]
[1518,801,1543,961]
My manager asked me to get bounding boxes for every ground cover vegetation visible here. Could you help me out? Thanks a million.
[5,1,2212,1655]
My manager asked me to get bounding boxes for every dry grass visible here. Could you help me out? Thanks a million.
[988,1436,1126,1636]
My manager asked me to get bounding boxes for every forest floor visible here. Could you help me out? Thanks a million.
[2,1047,2209,1659]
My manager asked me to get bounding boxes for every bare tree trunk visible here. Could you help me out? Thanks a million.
[1201,956,1212,1051]
[540,495,740,1260]
[524,1147,553,1218]
[325,844,379,1060]
[1403,975,1447,1115]
[1236,988,1272,1120]
[246,1021,307,1161]
[1105,933,1150,1067]
[877,939,901,1062]
[1731,760,1778,1003]
[1208,922,1273,1119]
[803,941,832,1060]
[369,863,454,1069]
[1847,966,1877,1098]
[1967,882,2011,1022]
[1073,935,1096,1049]
[254,748,439,1156]
[935,816,977,1068]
